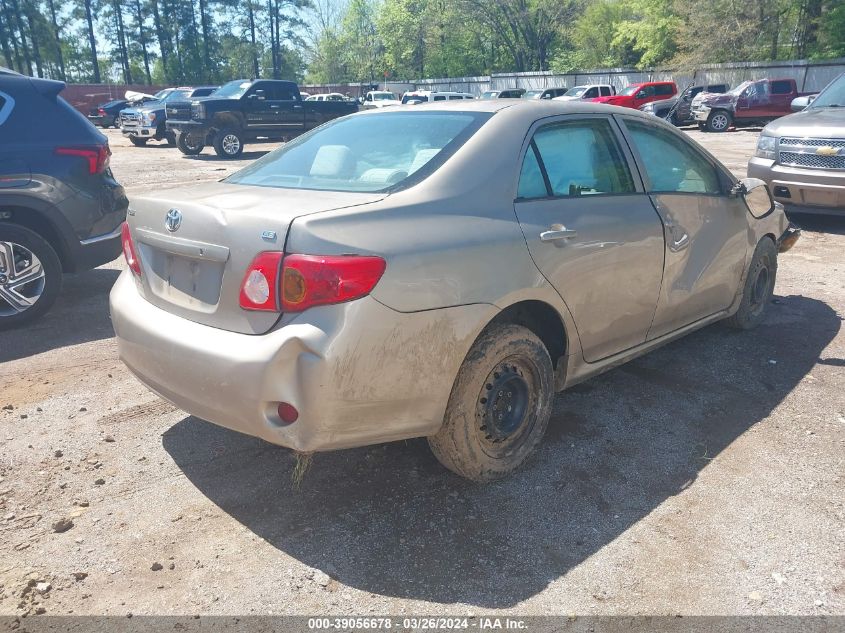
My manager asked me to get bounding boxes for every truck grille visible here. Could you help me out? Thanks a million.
[779,137,845,170]
[166,104,192,121]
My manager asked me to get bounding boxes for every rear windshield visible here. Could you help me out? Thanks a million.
[226,111,491,193]
[402,94,428,104]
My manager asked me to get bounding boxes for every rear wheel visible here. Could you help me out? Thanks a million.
[0,224,62,330]
[725,238,777,330]
[176,131,205,155]
[213,128,244,159]
[129,137,148,147]
[428,323,554,481]
[705,109,732,132]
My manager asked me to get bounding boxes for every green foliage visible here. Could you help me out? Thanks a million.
[0,0,842,84]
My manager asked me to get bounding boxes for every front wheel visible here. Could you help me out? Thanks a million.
[705,110,732,132]
[428,323,554,481]
[176,131,205,155]
[0,224,62,330]
[725,238,777,330]
[165,131,177,147]
[213,128,244,159]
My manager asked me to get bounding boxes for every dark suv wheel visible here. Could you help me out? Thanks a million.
[0,223,62,330]
[213,128,245,158]
[176,131,205,155]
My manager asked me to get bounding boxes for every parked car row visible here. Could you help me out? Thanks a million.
[119,86,217,147]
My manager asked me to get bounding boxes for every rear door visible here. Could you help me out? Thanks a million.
[768,80,797,115]
[618,116,747,338]
[269,82,306,134]
[512,115,664,362]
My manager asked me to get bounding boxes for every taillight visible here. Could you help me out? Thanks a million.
[238,253,386,313]
[121,222,141,276]
[281,254,386,312]
[98,108,106,115]
[239,252,283,311]
[55,144,111,174]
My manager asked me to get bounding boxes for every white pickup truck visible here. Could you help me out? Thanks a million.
[554,85,616,101]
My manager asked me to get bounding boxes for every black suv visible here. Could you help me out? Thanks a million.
[0,69,128,329]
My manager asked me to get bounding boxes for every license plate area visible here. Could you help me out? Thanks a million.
[142,245,225,311]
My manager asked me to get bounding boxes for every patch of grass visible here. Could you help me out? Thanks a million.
[291,451,314,488]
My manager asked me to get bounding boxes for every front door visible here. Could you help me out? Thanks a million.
[619,117,748,338]
[513,116,665,362]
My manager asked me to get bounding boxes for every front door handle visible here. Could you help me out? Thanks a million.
[540,225,577,242]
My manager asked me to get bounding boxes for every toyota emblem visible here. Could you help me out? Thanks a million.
[165,208,182,232]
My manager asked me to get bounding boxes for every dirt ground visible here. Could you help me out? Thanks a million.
[0,126,843,618]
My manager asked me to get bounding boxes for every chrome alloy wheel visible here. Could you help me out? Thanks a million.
[0,241,46,316]
[221,134,241,156]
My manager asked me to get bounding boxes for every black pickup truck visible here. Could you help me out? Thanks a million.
[165,79,358,158]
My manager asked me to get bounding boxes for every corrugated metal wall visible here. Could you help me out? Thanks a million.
[309,58,845,97]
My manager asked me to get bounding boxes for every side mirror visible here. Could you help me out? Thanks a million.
[734,178,775,219]
[790,95,814,111]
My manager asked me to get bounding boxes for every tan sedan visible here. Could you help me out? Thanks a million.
[111,101,798,481]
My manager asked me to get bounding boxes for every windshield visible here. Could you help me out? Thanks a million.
[564,87,587,97]
[159,89,191,102]
[810,73,845,108]
[480,91,498,99]
[214,80,252,99]
[152,89,172,100]
[523,90,543,99]
[372,93,395,101]
[727,81,753,96]
[226,111,491,193]
[402,94,427,104]
[619,85,642,96]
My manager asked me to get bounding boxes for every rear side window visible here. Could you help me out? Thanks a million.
[600,87,611,96]
[0,93,9,126]
[269,84,297,100]
[771,80,793,95]
[655,84,674,96]
[624,119,721,194]
[518,119,635,199]
[433,95,446,101]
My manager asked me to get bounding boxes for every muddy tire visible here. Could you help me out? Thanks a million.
[129,137,148,147]
[725,238,777,330]
[428,323,554,482]
[213,128,244,159]
[165,131,177,147]
[176,131,204,156]
[705,109,732,132]
[0,223,62,330]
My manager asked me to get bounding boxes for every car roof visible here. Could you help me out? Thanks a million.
[356,99,664,120]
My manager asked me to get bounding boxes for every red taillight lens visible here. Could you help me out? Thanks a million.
[121,222,141,276]
[98,108,106,115]
[55,145,111,174]
[281,254,386,312]
[239,252,283,311]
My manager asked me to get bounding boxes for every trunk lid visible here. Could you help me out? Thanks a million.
[127,181,386,334]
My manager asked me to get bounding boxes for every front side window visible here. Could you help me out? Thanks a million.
[585,87,598,98]
[517,119,635,199]
[227,111,490,193]
[624,119,721,194]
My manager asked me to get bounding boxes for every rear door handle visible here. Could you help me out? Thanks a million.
[540,225,577,242]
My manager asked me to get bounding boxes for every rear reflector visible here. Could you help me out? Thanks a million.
[121,222,141,276]
[281,254,386,312]
[55,144,111,174]
[239,252,283,311]
[277,402,299,424]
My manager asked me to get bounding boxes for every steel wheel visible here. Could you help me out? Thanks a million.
[747,258,771,318]
[476,357,537,456]
[0,241,46,317]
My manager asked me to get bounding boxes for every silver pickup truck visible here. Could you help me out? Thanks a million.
[748,73,845,215]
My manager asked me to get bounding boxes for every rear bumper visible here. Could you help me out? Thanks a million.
[748,157,845,215]
[110,271,493,452]
[75,225,123,269]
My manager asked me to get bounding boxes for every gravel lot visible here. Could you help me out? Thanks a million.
[1,126,843,618]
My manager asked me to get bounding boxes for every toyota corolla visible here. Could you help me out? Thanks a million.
[110,101,798,481]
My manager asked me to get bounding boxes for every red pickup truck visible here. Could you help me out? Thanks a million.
[691,78,814,132]
[589,81,677,109]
